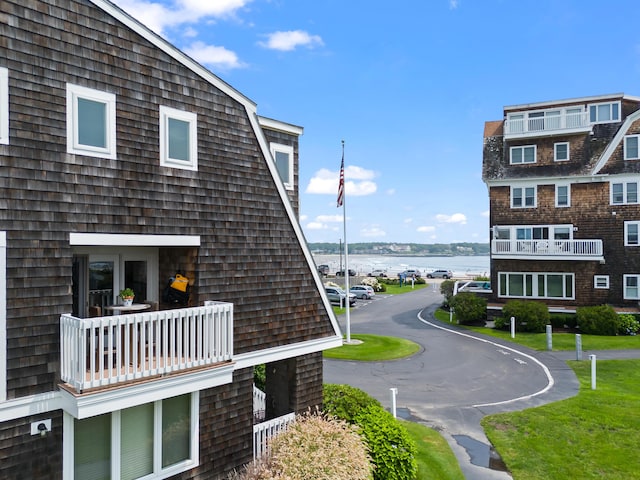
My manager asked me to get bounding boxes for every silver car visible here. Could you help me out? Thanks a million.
[325,287,356,306]
[426,269,453,279]
[350,285,374,299]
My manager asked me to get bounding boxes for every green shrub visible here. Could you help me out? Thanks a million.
[355,405,418,480]
[323,384,382,424]
[502,300,550,333]
[473,275,490,281]
[449,292,487,325]
[493,316,509,330]
[617,314,640,335]
[549,313,577,330]
[576,305,618,336]
[230,413,373,480]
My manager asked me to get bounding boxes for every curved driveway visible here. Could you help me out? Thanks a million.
[323,285,580,479]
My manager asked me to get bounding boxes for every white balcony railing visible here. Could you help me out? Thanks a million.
[504,111,590,138]
[60,302,233,393]
[492,239,603,258]
[253,412,296,459]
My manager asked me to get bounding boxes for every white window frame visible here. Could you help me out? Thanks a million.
[555,184,571,207]
[588,101,620,124]
[511,186,537,208]
[498,271,575,300]
[159,106,198,171]
[624,274,640,300]
[0,68,8,145]
[624,135,640,160]
[64,393,199,479]
[66,84,117,159]
[624,221,640,246]
[270,143,294,190]
[594,275,609,289]
[509,145,536,164]
[554,142,569,161]
[611,181,640,205]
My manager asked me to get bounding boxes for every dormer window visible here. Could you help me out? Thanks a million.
[588,101,620,124]
[624,135,639,160]
[270,143,294,190]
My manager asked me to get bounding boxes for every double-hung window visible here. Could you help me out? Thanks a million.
[556,184,570,207]
[589,101,620,124]
[71,394,198,479]
[554,142,569,161]
[625,221,640,246]
[270,143,294,190]
[67,84,116,158]
[511,186,536,208]
[160,106,198,171]
[624,275,640,299]
[611,181,639,204]
[510,145,536,164]
[624,135,640,160]
[0,67,7,145]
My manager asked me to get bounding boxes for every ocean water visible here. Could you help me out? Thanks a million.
[312,254,490,278]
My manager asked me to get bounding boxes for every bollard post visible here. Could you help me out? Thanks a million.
[589,354,596,390]
[575,334,582,361]
[390,388,398,418]
[449,308,453,323]
[510,316,515,339]
[546,324,552,351]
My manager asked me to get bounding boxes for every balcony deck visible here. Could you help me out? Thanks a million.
[60,302,233,393]
[491,239,603,261]
[504,111,591,139]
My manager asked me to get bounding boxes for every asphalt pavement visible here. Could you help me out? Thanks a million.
[323,284,640,479]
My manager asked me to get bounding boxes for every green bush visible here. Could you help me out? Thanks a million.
[618,314,640,335]
[502,300,550,333]
[323,384,382,424]
[355,404,418,480]
[493,316,509,330]
[449,292,487,325]
[576,305,618,336]
[549,313,577,330]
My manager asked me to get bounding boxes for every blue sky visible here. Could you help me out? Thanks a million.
[112,0,640,244]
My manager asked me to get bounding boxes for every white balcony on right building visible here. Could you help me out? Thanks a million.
[491,225,604,261]
[504,108,591,140]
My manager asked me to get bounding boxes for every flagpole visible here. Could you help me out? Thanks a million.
[341,140,351,344]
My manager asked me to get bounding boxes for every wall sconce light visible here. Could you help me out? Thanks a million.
[31,419,51,437]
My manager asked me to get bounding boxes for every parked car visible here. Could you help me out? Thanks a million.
[399,269,421,278]
[336,269,356,277]
[317,264,330,276]
[426,269,453,279]
[350,285,375,299]
[325,287,357,306]
[457,281,490,292]
[368,269,387,277]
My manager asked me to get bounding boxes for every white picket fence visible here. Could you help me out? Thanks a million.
[253,412,296,459]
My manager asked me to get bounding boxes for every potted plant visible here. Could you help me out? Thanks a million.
[119,287,135,306]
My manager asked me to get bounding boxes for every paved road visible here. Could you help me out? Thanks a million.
[324,285,581,479]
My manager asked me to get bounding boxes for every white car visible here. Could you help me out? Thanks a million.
[368,269,387,277]
[350,285,375,299]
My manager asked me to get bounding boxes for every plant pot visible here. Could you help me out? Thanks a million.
[122,298,134,307]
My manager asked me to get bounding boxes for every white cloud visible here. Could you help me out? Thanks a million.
[449,0,459,9]
[259,30,324,51]
[481,210,490,217]
[316,214,343,223]
[361,226,386,238]
[112,0,251,35]
[404,218,413,224]
[436,213,467,224]
[299,214,308,222]
[183,41,245,69]
[386,188,396,196]
[417,226,436,233]
[306,222,327,230]
[305,166,378,197]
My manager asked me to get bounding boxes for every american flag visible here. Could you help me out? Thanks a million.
[337,155,345,207]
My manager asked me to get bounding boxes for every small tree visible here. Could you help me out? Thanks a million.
[502,300,549,333]
[440,280,456,308]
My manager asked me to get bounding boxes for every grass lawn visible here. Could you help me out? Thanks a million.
[402,420,465,480]
[482,359,640,479]
[382,283,428,295]
[433,308,640,351]
[323,333,421,361]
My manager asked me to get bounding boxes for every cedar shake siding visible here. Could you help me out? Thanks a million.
[0,1,341,478]
[483,93,640,312]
